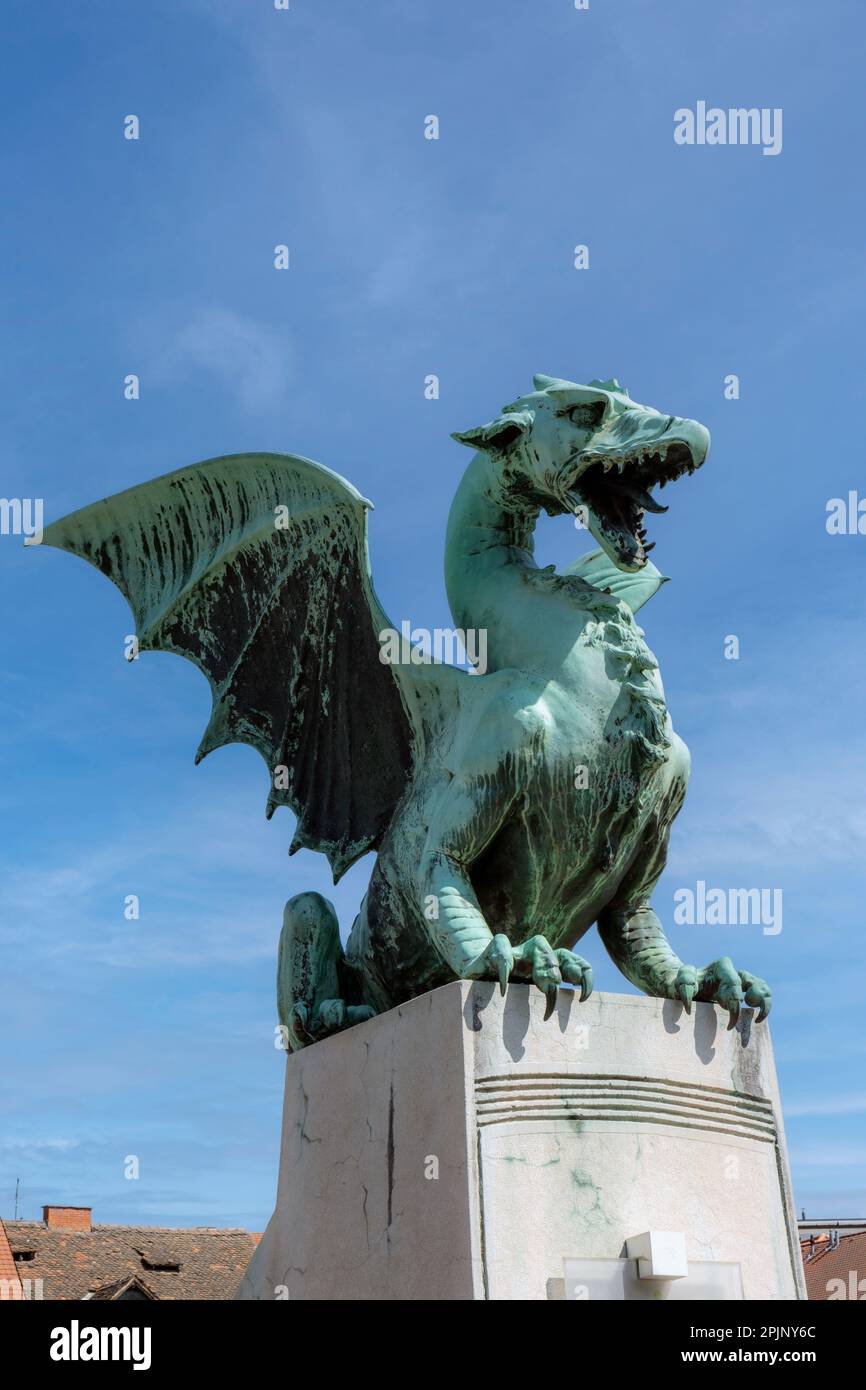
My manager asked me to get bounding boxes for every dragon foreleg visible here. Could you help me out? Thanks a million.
[597,815,772,1029]
[421,776,592,1015]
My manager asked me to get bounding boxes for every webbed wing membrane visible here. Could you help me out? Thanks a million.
[42,453,414,881]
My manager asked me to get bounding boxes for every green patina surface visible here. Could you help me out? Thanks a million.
[40,375,771,1047]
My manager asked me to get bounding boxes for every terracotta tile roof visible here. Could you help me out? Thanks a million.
[0,1219,24,1300]
[801,1230,866,1300]
[4,1220,255,1301]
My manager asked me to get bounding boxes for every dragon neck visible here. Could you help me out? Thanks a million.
[444,452,600,673]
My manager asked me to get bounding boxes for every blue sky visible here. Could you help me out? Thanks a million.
[2,0,866,1231]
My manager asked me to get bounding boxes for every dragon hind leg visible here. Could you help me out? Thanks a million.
[277,892,376,1052]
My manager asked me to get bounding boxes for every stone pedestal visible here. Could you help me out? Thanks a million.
[236,983,805,1301]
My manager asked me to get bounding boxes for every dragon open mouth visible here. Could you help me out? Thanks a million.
[567,439,698,571]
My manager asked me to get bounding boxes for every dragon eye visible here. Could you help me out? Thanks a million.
[566,401,606,429]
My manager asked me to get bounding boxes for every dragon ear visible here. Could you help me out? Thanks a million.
[451,411,531,454]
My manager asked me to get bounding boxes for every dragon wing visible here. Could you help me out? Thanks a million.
[42,452,417,882]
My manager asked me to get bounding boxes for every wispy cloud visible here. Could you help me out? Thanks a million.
[787,1095,866,1119]
[0,785,372,974]
[789,1145,866,1170]
[668,760,866,872]
[0,1138,80,1153]
[148,307,293,412]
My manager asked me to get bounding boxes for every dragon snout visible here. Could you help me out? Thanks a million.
[666,418,710,472]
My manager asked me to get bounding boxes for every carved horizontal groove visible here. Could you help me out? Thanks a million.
[476,1072,774,1112]
[476,1081,772,1124]
[476,1092,774,1135]
[476,1100,776,1141]
[476,1109,776,1142]
[474,1073,776,1143]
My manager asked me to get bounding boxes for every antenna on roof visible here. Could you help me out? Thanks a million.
[14,1177,19,1220]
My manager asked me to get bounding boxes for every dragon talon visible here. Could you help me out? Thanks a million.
[739,970,772,1024]
[678,959,768,1033]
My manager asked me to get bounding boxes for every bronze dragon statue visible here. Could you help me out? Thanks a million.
[41,374,771,1046]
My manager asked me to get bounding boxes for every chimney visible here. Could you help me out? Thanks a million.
[42,1206,92,1232]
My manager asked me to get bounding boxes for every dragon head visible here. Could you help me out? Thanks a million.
[453,374,710,572]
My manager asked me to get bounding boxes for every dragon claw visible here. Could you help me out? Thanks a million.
[514,936,592,1017]
[288,1001,311,1047]
[674,965,697,1015]
[555,947,593,1003]
[465,934,593,1020]
[739,969,772,1023]
[673,957,771,1029]
[517,936,562,1014]
[464,933,515,993]
[316,998,347,1033]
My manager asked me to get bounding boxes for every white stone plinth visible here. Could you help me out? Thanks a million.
[236,984,805,1301]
